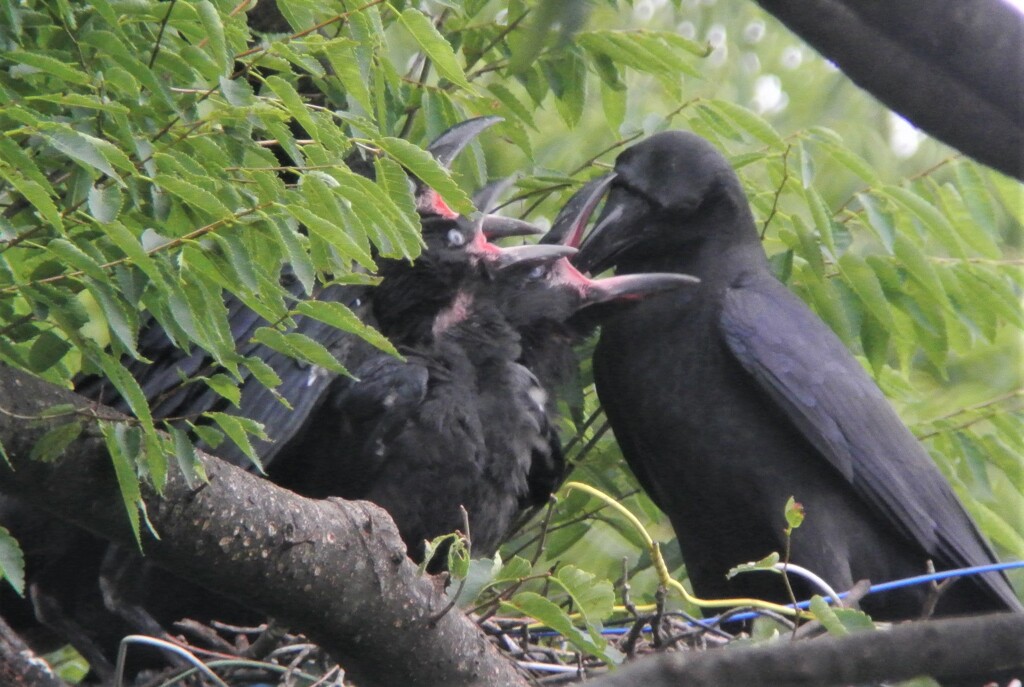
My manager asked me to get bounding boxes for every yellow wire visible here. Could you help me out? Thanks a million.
[563,481,809,620]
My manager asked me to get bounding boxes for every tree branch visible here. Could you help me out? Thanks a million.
[0,364,527,687]
[589,611,1024,687]
[755,0,1024,181]
[0,614,71,687]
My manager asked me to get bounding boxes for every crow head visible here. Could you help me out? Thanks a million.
[571,131,748,275]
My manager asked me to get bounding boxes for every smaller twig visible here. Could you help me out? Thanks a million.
[761,144,791,239]
[148,0,178,68]
[428,507,472,624]
[530,497,557,566]
[650,586,667,648]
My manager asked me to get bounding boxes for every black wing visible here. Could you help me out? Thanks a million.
[720,273,1020,610]
[76,275,372,469]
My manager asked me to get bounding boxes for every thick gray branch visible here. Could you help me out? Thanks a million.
[0,615,70,687]
[755,0,1024,180]
[590,612,1024,686]
[0,365,527,687]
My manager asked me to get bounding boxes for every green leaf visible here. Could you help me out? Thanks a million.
[28,331,72,373]
[376,136,474,216]
[553,564,615,628]
[809,595,847,636]
[495,554,534,582]
[727,552,780,579]
[503,591,618,663]
[933,182,1002,259]
[95,222,167,289]
[450,554,505,607]
[30,422,83,463]
[86,279,140,359]
[99,421,143,544]
[208,412,263,471]
[39,126,123,184]
[251,327,351,376]
[892,235,950,313]
[881,186,965,258]
[373,157,422,250]
[5,50,92,85]
[204,373,241,407]
[0,137,51,188]
[154,174,233,219]
[242,355,283,392]
[323,38,372,113]
[954,162,998,233]
[92,348,155,437]
[487,83,537,131]
[286,201,375,270]
[544,49,587,128]
[341,169,422,259]
[0,165,64,233]
[396,8,473,91]
[821,140,879,184]
[295,300,401,358]
[0,526,26,596]
[837,253,894,330]
[600,78,626,133]
[46,238,108,282]
[803,186,836,257]
[706,99,785,149]
[265,74,319,140]
[195,0,228,73]
[169,426,205,489]
[856,192,895,251]
[191,423,225,451]
[784,496,805,529]
[88,184,123,223]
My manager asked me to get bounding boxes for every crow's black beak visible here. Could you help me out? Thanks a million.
[425,116,503,169]
[580,271,699,305]
[416,117,504,219]
[479,215,542,239]
[573,184,653,275]
[543,173,617,248]
[490,244,577,270]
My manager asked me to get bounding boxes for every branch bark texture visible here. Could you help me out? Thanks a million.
[0,365,527,687]
[591,612,1024,687]
[755,0,1024,180]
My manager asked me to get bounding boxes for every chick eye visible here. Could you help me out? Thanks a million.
[526,264,548,280]
[446,228,465,247]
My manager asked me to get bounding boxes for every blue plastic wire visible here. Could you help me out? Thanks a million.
[528,560,1024,638]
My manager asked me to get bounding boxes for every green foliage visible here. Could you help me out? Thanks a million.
[809,596,875,637]
[2,0,1021,661]
[0,524,25,596]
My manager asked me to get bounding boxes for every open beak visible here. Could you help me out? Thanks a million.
[548,255,698,308]
[543,174,617,248]
[416,116,504,219]
[573,185,654,275]
[479,215,542,239]
[580,270,699,305]
[490,244,577,270]
[426,116,503,169]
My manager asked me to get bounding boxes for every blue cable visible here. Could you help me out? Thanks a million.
[528,560,1024,638]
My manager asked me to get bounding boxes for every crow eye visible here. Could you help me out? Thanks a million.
[526,265,548,280]
[446,228,466,246]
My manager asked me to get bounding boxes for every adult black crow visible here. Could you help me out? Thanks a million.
[572,131,1021,620]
